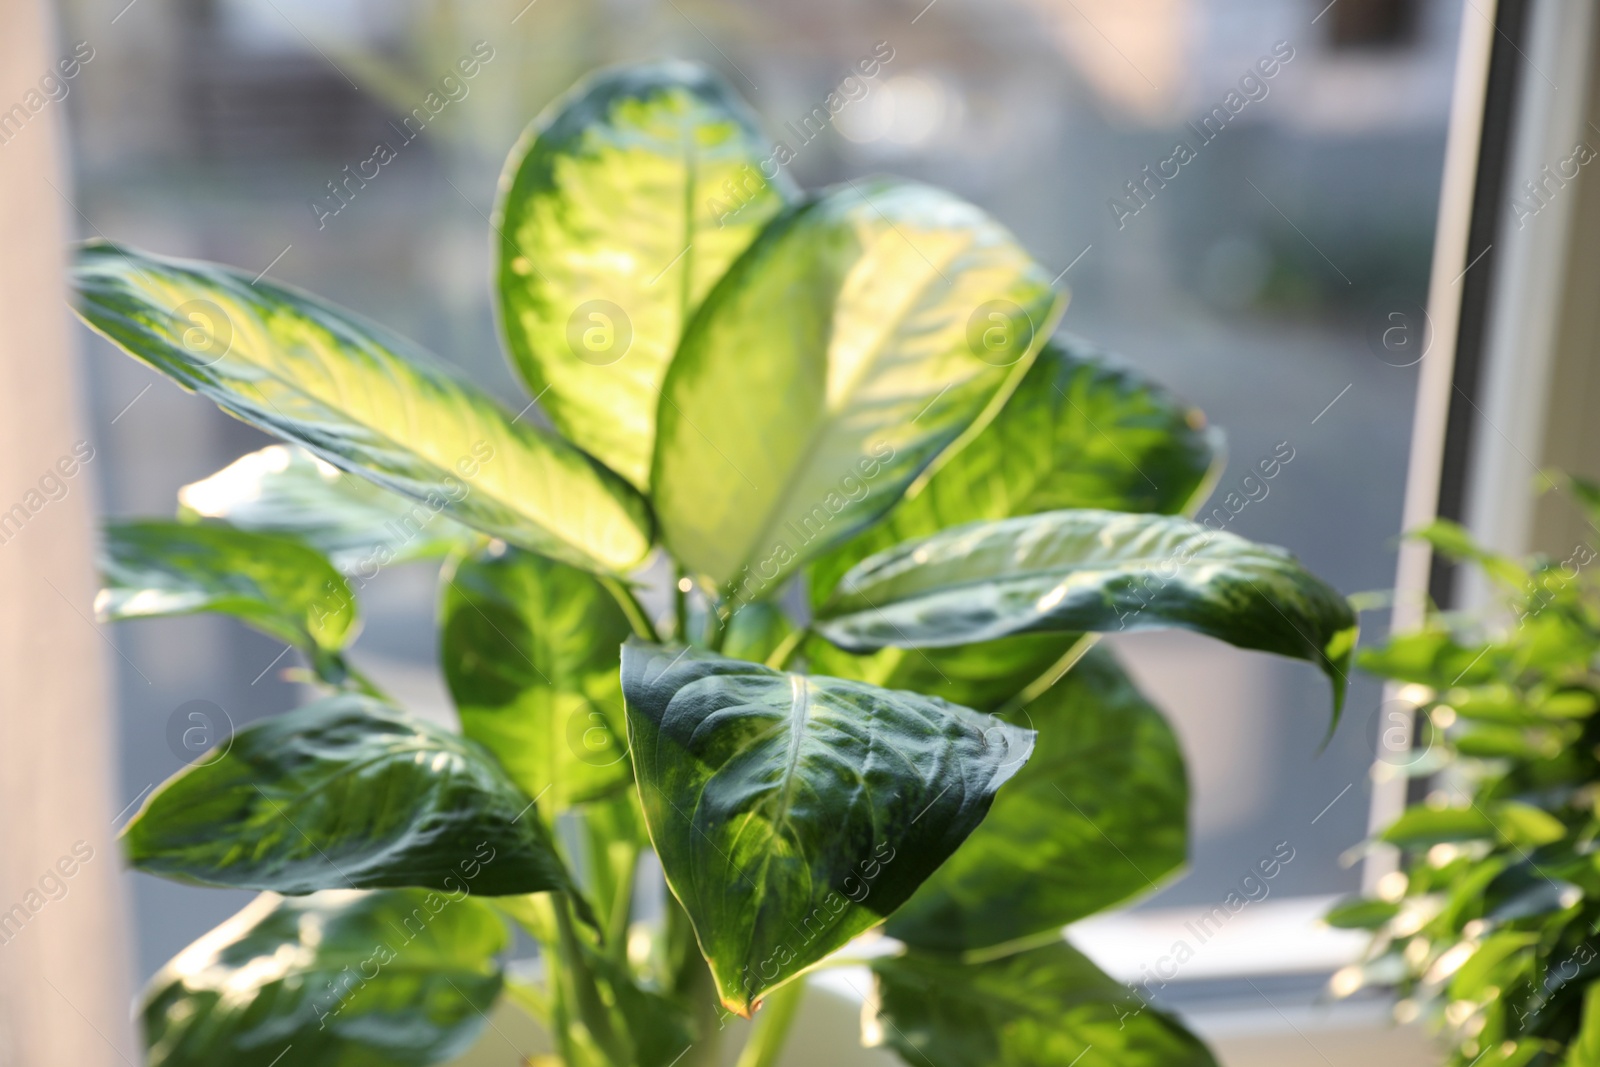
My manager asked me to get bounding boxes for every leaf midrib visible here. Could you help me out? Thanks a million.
[732,221,978,581]
[89,266,618,567]
[847,542,1251,611]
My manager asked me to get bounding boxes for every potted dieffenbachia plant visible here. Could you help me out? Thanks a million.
[79,60,1355,1067]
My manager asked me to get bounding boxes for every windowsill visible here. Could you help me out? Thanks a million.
[1067,892,1366,984]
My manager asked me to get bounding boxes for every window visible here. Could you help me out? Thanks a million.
[44,0,1537,1062]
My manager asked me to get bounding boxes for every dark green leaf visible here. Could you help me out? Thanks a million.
[1486,867,1580,922]
[1380,806,1496,847]
[620,642,1035,1015]
[885,648,1186,951]
[1454,725,1565,760]
[441,545,633,813]
[809,335,1220,606]
[495,61,794,488]
[73,241,652,575]
[98,519,356,657]
[867,939,1217,1067]
[143,889,507,1067]
[1356,628,1496,688]
[816,509,1356,718]
[178,444,479,573]
[123,694,580,898]
[1496,801,1566,847]
[1412,519,1529,589]
[1323,898,1400,930]
[652,178,1064,594]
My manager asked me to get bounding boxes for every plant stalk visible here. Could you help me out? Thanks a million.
[763,627,810,671]
[732,979,807,1067]
[666,895,726,1067]
[674,565,690,643]
[600,575,660,643]
[995,633,1099,718]
[553,895,632,1067]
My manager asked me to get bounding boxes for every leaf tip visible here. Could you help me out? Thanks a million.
[1319,620,1359,745]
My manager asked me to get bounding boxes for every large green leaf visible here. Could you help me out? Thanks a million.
[808,334,1220,606]
[123,694,580,898]
[97,520,356,667]
[815,509,1356,717]
[620,642,1035,1016]
[885,647,1186,951]
[867,939,1218,1067]
[179,444,479,573]
[495,61,793,488]
[74,242,652,575]
[143,889,506,1067]
[651,178,1064,594]
[440,545,633,814]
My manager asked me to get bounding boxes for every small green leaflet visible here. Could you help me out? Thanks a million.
[74,242,652,575]
[123,694,582,901]
[179,444,479,573]
[816,509,1357,719]
[620,642,1034,1015]
[496,60,794,489]
[143,889,507,1067]
[1567,982,1600,1066]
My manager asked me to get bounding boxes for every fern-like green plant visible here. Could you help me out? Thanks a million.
[1330,496,1600,1066]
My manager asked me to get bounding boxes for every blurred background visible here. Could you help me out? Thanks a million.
[51,0,1458,1051]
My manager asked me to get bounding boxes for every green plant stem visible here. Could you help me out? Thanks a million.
[554,895,632,1066]
[674,565,690,643]
[706,603,728,652]
[764,627,809,670]
[324,653,390,701]
[995,634,1098,718]
[502,974,551,1024]
[733,978,806,1067]
[579,800,641,961]
[600,575,659,642]
[666,895,725,1067]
